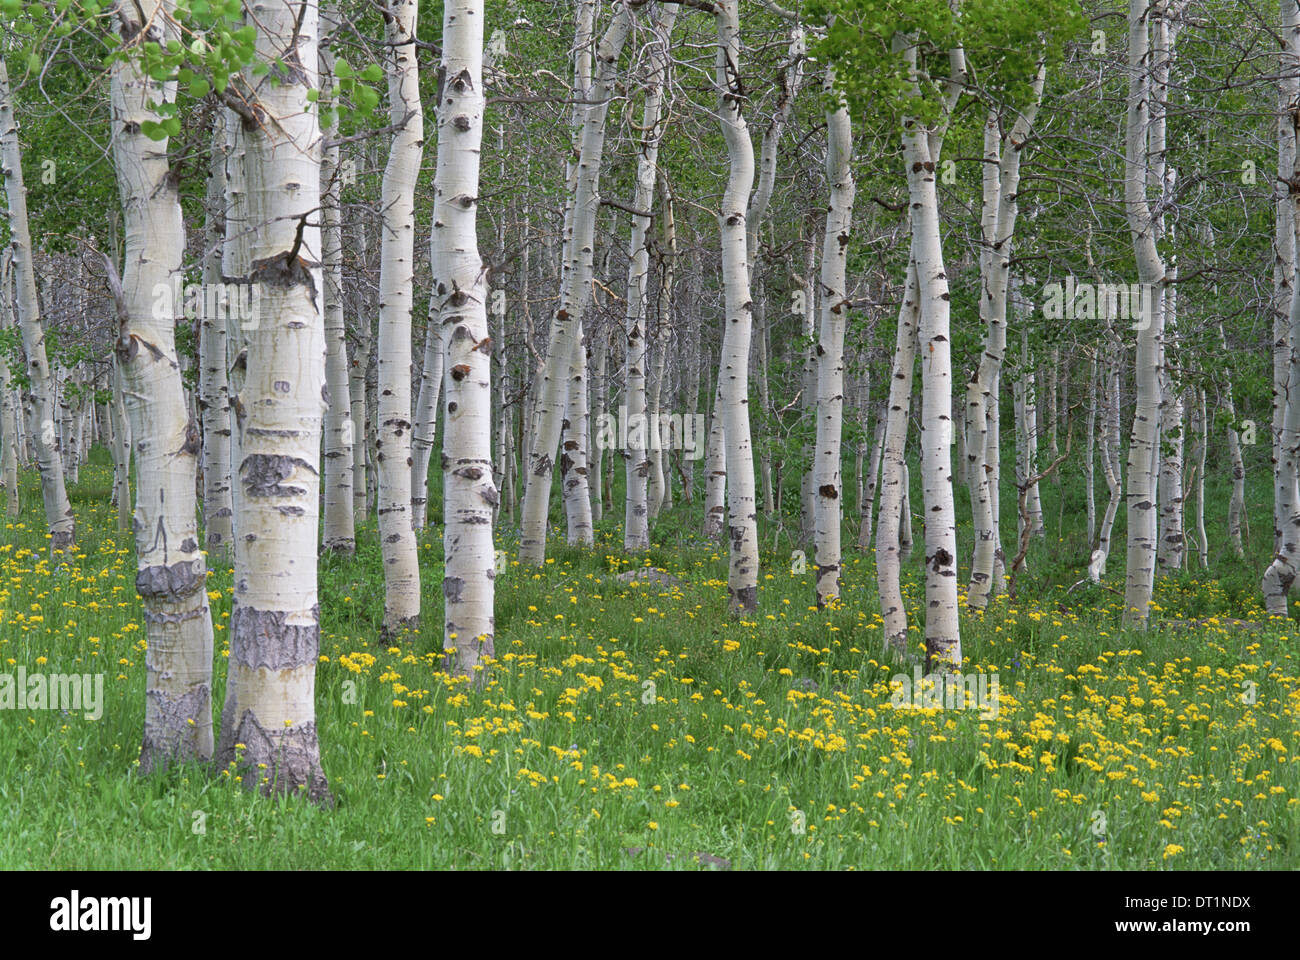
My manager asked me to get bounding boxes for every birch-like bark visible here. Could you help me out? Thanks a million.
[0,249,18,516]
[0,58,74,552]
[812,70,854,607]
[966,66,1044,610]
[349,219,370,524]
[714,0,760,612]
[520,3,635,564]
[411,301,443,531]
[436,0,496,676]
[1276,0,1299,551]
[877,255,919,656]
[110,360,132,532]
[1220,323,1247,557]
[622,5,677,549]
[374,0,423,633]
[1122,0,1169,627]
[201,113,233,564]
[215,0,330,801]
[647,177,677,520]
[320,4,354,553]
[108,0,214,773]
[703,380,726,540]
[561,320,594,544]
[903,39,965,671]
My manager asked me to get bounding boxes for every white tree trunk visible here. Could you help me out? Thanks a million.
[320,4,354,553]
[520,3,634,564]
[812,71,854,607]
[375,0,423,634]
[411,301,444,531]
[0,58,74,552]
[201,113,233,564]
[215,0,330,801]
[436,0,496,676]
[108,0,214,773]
[1123,0,1170,628]
[966,67,1043,610]
[714,0,760,613]
[0,249,18,517]
[903,40,964,671]
[878,255,919,656]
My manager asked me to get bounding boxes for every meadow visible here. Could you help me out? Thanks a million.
[0,447,1296,870]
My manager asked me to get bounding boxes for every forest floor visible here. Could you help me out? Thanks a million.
[0,448,1296,869]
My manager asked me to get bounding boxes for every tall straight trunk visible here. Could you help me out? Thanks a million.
[1264,0,1300,613]
[0,249,18,516]
[1085,354,1097,546]
[562,320,594,545]
[411,300,444,530]
[375,0,424,634]
[903,38,965,672]
[750,28,804,519]
[682,248,703,503]
[436,0,495,676]
[1220,324,1246,557]
[520,3,635,564]
[1097,331,1123,564]
[858,404,885,551]
[590,316,607,522]
[1123,0,1171,627]
[349,220,370,524]
[714,0,760,613]
[812,72,854,608]
[201,114,233,564]
[108,0,214,773]
[223,99,250,548]
[0,58,75,553]
[622,5,678,549]
[966,66,1044,610]
[703,380,726,540]
[110,360,132,533]
[1276,2,1298,553]
[1192,385,1208,569]
[215,0,330,801]
[320,4,354,553]
[798,238,817,546]
[878,255,919,656]
[648,177,677,521]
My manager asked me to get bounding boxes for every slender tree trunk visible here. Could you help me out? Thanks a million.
[966,68,1043,610]
[411,300,444,530]
[0,249,18,517]
[622,5,677,549]
[215,0,330,802]
[1220,323,1247,557]
[1123,0,1170,628]
[201,113,234,564]
[108,0,214,773]
[812,71,854,607]
[903,39,965,672]
[714,0,760,613]
[0,58,74,553]
[320,4,355,553]
[878,255,919,656]
[437,0,495,676]
[520,3,635,564]
[349,220,370,525]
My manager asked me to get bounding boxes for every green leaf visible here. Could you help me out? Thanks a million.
[190,76,210,99]
[140,120,168,141]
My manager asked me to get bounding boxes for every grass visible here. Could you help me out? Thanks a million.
[0,445,1297,869]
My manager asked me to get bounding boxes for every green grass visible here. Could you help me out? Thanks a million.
[0,445,1296,869]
